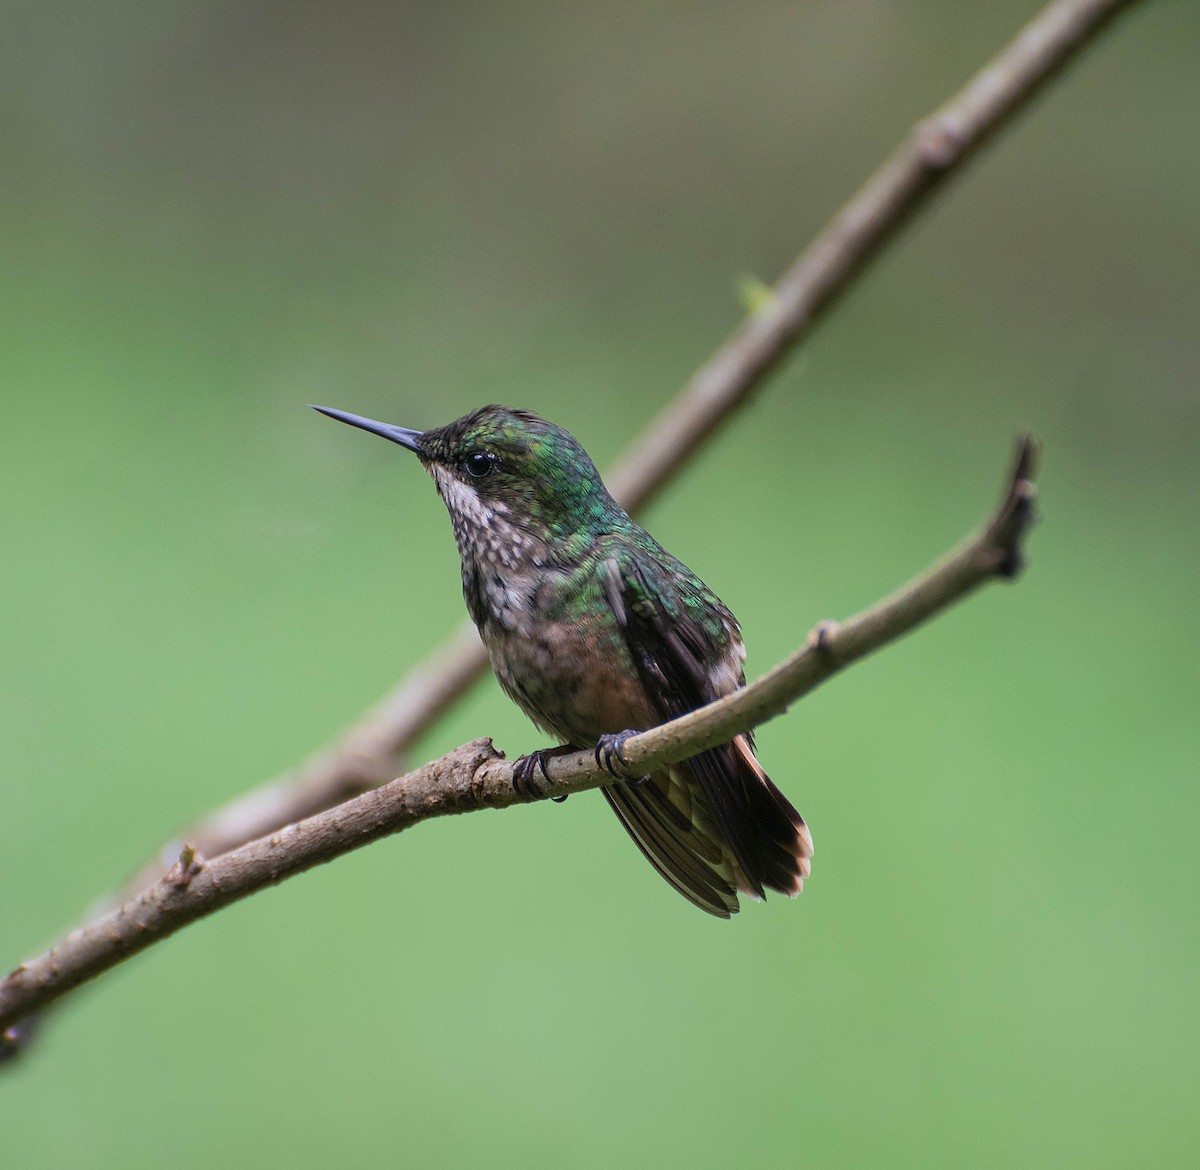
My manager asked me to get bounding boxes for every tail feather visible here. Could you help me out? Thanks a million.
[602,734,812,917]
[730,735,813,890]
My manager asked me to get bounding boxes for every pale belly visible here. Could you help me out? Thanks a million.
[482,612,659,747]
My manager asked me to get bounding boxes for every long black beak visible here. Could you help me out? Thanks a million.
[311,405,425,454]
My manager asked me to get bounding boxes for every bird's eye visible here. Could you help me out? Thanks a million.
[463,450,497,479]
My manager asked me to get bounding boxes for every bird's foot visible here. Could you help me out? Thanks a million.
[593,729,646,782]
[512,745,574,802]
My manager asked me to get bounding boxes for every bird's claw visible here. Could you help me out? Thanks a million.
[594,729,641,780]
[512,748,569,802]
[512,749,549,799]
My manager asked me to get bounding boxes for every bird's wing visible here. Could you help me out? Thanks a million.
[599,556,811,916]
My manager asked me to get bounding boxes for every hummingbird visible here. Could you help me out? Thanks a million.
[314,403,812,917]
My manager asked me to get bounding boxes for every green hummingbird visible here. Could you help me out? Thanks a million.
[314,403,812,917]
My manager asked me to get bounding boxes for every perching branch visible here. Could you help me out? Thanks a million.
[1,0,1133,1061]
[0,439,1038,1033]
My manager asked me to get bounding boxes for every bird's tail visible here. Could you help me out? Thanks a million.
[602,733,812,918]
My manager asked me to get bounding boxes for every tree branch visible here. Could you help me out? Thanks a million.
[1,0,1133,1060]
[0,439,1038,1035]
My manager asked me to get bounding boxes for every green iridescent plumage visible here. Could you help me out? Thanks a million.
[420,407,627,548]
[316,402,813,916]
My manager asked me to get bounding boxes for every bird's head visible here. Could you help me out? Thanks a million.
[313,403,624,544]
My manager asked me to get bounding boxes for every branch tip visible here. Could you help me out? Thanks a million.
[974,434,1041,580]
[1007,433,1040,494]
[987,433,1040,580]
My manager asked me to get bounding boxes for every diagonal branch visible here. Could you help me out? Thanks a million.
[2,0,1133,1061]
[0,438,1038,1035]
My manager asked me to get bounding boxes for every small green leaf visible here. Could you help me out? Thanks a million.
[735,273,777,315]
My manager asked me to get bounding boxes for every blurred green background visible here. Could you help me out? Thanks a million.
[2,1,1196,1165]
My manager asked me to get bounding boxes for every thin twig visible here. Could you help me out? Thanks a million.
[0,440,1038,1034]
